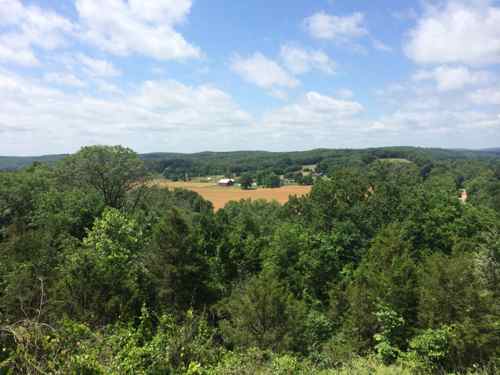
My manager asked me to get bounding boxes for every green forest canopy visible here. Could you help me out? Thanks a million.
[2,146,500,174]
[1,145,499,374]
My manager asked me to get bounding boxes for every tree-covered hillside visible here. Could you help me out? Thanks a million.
[1,145,499,374]
[2,146,499,174]
[0,154,68,171]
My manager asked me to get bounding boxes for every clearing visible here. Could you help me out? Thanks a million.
[153,180,312,210]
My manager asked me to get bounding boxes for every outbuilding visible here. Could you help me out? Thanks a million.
[218,178,235,186]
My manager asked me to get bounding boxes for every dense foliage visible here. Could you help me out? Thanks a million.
[3,146,500,176]
[1,145,499,374]
[142,147,500,182]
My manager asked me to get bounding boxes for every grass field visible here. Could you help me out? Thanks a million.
[153,180,312,210]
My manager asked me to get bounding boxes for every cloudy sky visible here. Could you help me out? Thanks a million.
[1,0,500,155]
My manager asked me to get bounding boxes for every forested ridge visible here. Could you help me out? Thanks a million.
[2,146,500,173]
[1,145,499,374]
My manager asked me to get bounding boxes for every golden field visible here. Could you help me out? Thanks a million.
[152,180,312,210]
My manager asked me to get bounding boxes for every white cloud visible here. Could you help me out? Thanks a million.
[468,88,500,105]
[129,80,251,130]
[0,0,74,66]
[369,121,397,131]
[75,0,201,61]
[0,0,201,64]
[127,0,192,24]
[0,70,251,154]
[44,72,86,87]
[77,54,121,77]
[413,65,493,91]
[95,80,122,95]
[304,11,367,42]
[262,91,363,127]
[280,44,336,75]
[372,77,500,144]
[230,52,299,89]
[0,44,39,66]
[405,1,500,65]
[377,108,500,132]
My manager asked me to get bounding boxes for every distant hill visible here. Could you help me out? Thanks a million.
[480,147,500,154]
[1,146,499,171]
[0,154,68,170]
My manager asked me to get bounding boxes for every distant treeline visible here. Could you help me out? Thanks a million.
[2,147,500,174]
[0,154,68,170]
[143,147,500,180]
[141,147,500,179]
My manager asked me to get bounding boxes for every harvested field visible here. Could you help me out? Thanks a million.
[153,180,312,210]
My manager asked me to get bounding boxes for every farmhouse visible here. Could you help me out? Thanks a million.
[218,178,235,186]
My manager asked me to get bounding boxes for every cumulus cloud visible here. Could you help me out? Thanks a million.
[77,54,121,77]
[0,0,74,66]
[412,65,493,91]
[0,44,38,66]
[231,47,336,98]
[127,0,192,24]
[75,0,201,61]
[44,72,87,88]
[378,108,500,132]
[468,88,500,105]
[304,11,368,42]
[230,53,299,89]
[372,77,500,145]
[2,0,499,152]
[280,44,336,75]
[0,0,201,64]
[0,70,251,154]
[262,92,363,128]
[129,80,251,128]
[303,10,392,52]
[405,1,500,65]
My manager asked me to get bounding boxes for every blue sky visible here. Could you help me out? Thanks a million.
[1,0,500,155]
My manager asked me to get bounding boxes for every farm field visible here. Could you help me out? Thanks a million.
[153,179,312,210]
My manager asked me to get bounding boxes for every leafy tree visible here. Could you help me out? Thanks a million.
[239,173,254,190]
[147,208,213,312]
[406,326,452,371]
[373,302,405,364]
[262,173,281,188]
[341,224,418,353]
[32,188,104,239]
[307,169,369,232]
[301,174,314,185]
[417,251,500,368]
[218,272,306,352]
[57,145,147,208]
[212,200,281,288]
[58,208,149,324]
[0,166,53,235]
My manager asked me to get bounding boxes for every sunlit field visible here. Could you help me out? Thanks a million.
[153,179,312,210]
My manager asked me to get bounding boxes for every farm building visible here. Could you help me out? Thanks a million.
[218,178,235,186]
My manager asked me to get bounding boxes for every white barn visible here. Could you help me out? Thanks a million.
[218,178,235,186]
